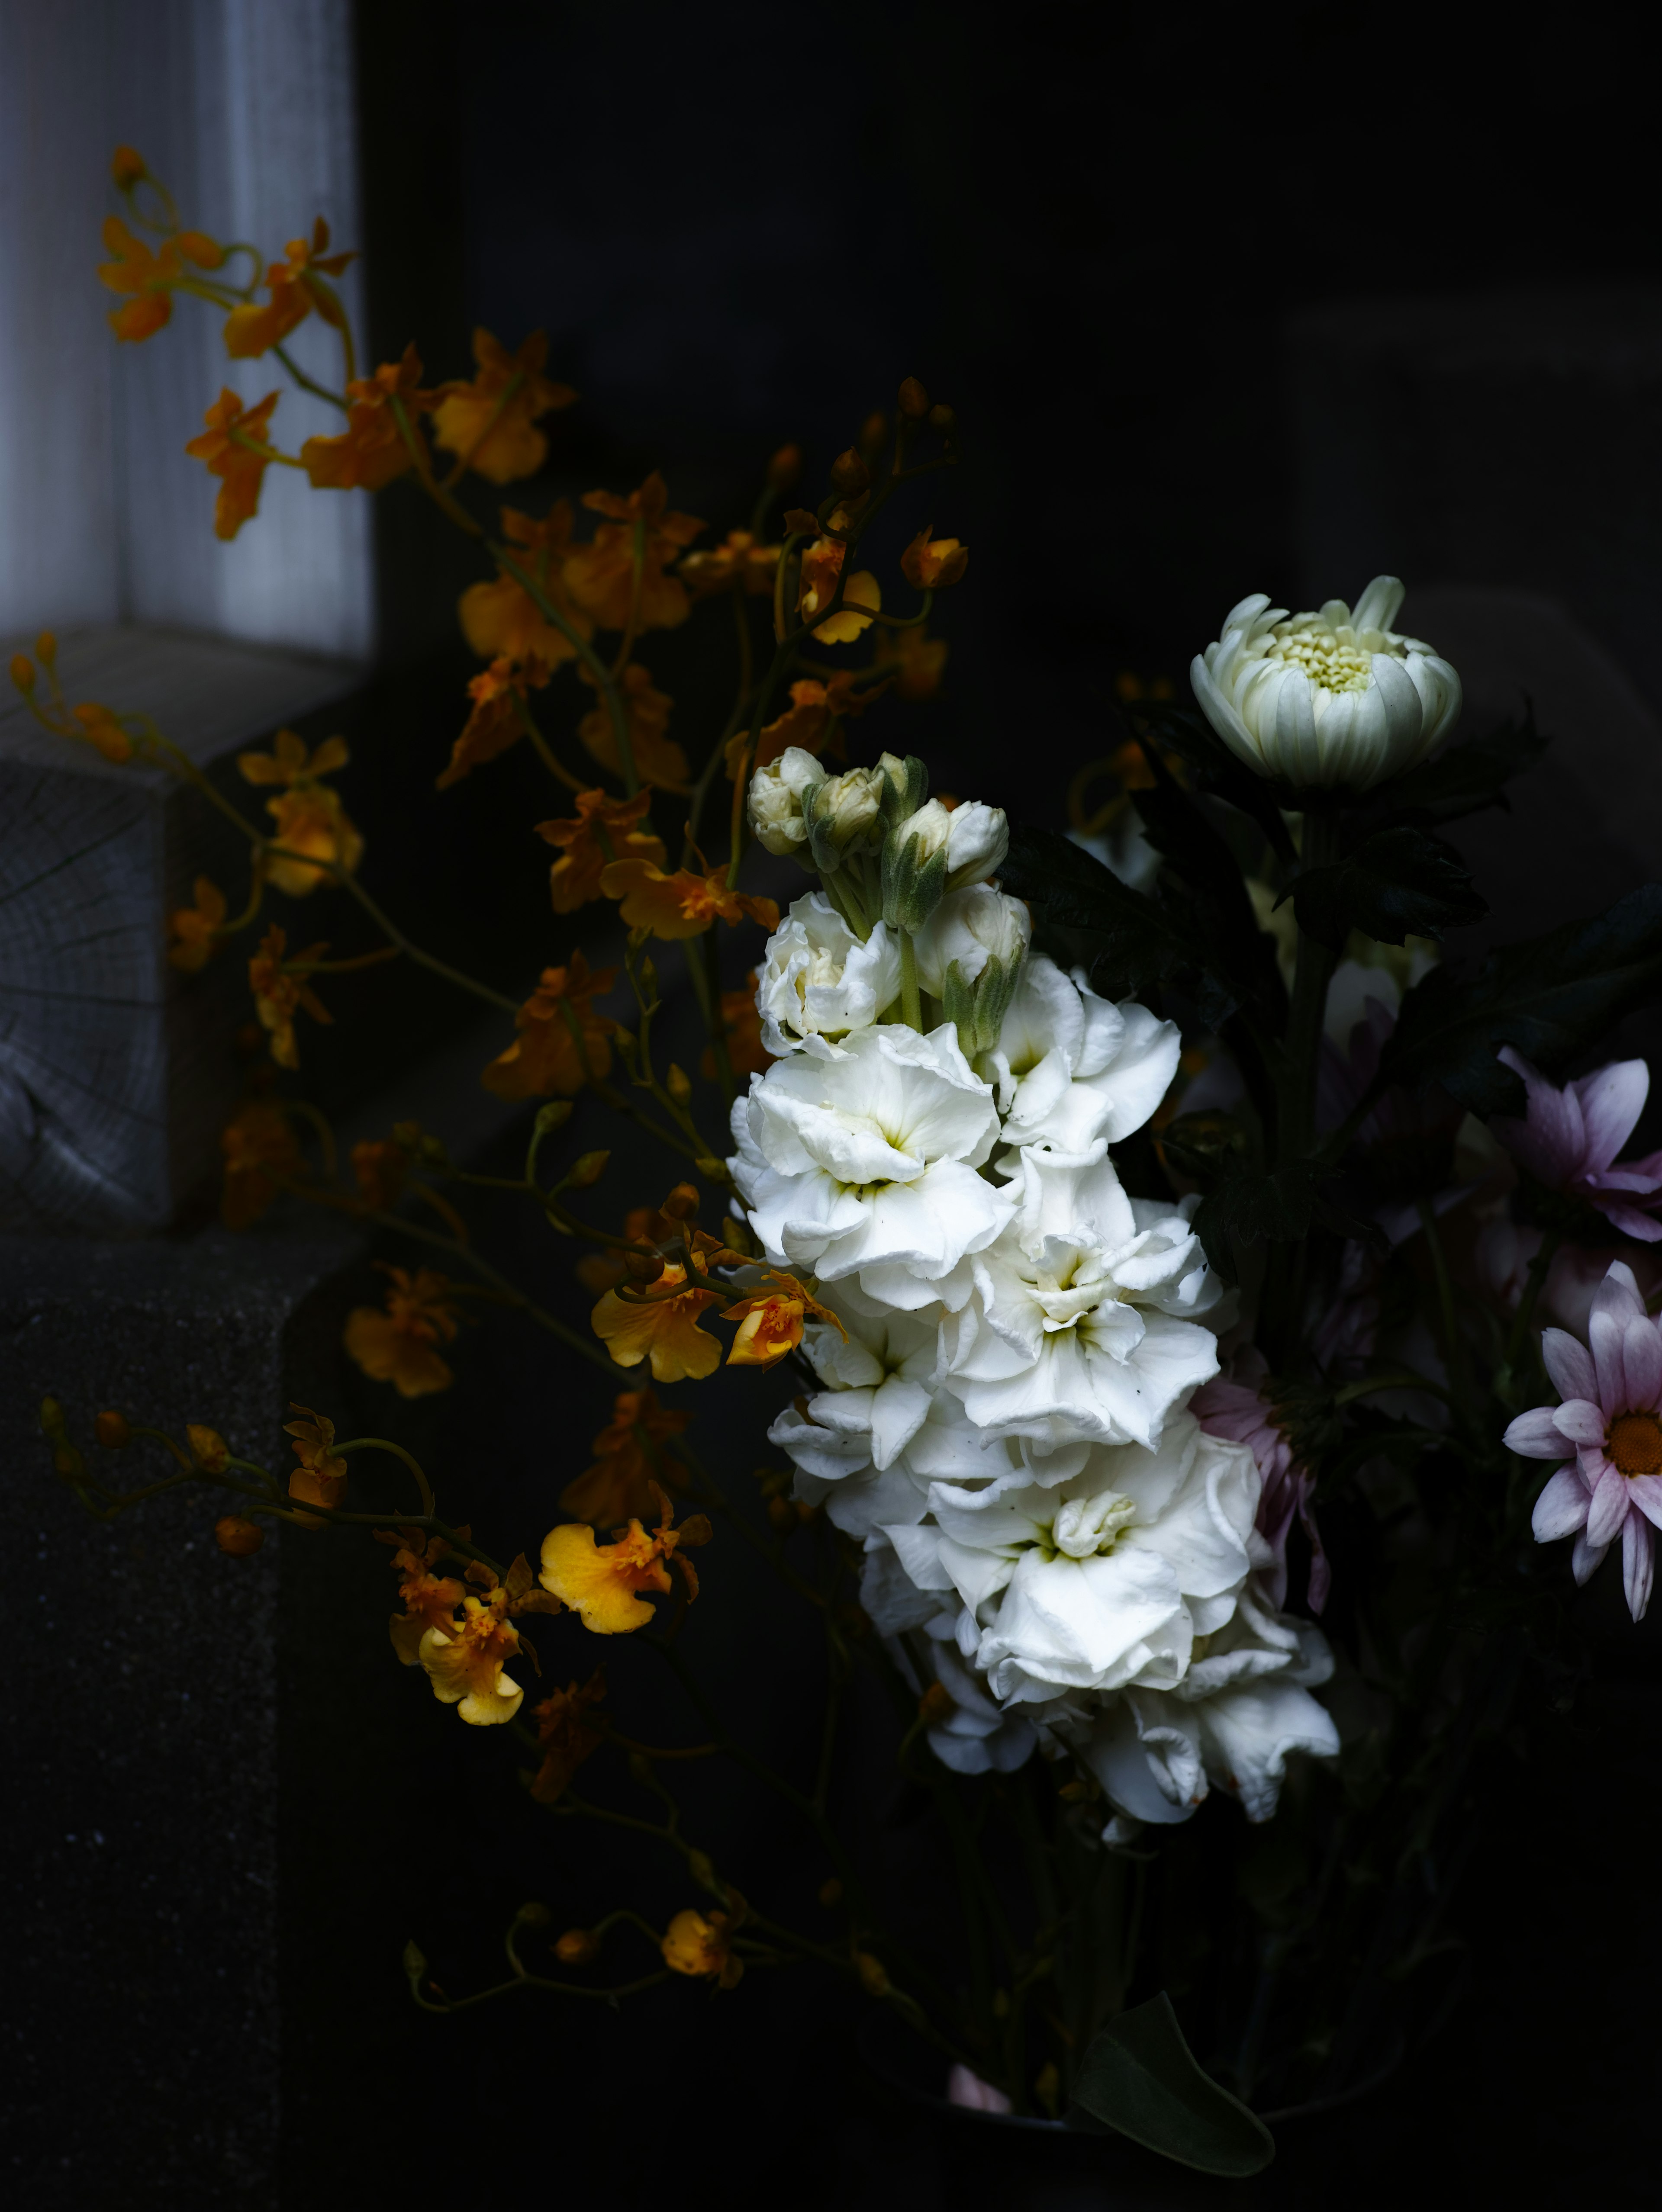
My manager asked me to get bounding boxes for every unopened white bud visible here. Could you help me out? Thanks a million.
[941,800,1008,892]
[748,746,827,858]
[803,765,888,871]
[913,884,1031,998]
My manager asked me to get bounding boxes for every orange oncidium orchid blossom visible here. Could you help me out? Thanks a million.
[538,1481,711,1634]
[248,924,332,1071]
[98,214,226,342]
[419,1586,525,1726]
[678,528,781,599]
[537,787,667,915]
[168,876,228,971]
[344,1265,463,1399]
[350,1137,407,1212]
[797,529,881,645]
[185,389,282,540]
[563,471,706,633]
[589,1224,747,1383]
[528,1666,608,1805]
[872,621,948,699]
[431,328,576,485]
[900,524,970,591]
[436,654,552,791]
[720,1273,845,1370]
[220,1101,304,1228]
[574,1202,685,1296]
[598,854,778,942]
[661,1888,749,1988]
[480,950,618,1100]
[285,1403,348,1524]
[460,502,593,669]
[300,344,439,492]
[560,1387,691,1523]
[576,661,689,788]
[719,669,884,783]
[237,729,363,896]
[10,655,138,763]
[222,215,356,359]
[378,1527,468,1666]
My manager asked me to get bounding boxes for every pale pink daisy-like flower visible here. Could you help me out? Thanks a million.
[1503,1259,1662,1622]
[1192,1349,1330,1613]
[1491,1049,1662,1242]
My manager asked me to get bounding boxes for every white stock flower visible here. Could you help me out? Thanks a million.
[756,894,902,1058]
[982,956,1180,1158]
[1066,1582,1339,1828]
[747,746,828,855]
[914,884,1031,998]
[1191,576,1462,792]
[883,1413,1260,1706]
[921,1618,1039,1776]
[728,1022,1012,1312]
[939,1145,1221,1452]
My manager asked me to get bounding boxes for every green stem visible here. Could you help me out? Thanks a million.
[898,931,923,1032]
[491,547,637,796]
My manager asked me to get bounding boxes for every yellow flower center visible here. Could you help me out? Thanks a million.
[1265,629,1375,694]
[1608,1410,1662,1476]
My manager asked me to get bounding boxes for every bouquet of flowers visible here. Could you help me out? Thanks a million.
[28,146,1662,2180]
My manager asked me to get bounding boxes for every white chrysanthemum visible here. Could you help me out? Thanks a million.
[756,893,902,1058]
[939,1146,1221,1452]
[1063,1582,1339,1829]
[881,1413,1260,1706]
[980,956,1180,1160]
[728,1023,1012,1313]
[1191,576,1462,791]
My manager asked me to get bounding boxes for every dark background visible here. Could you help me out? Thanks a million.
[19,4,1661,2206]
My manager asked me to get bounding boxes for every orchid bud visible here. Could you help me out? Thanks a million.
[858,411,887,461]
[928,403,957,437]
[747,745,826,859]
[854,1952,890,1998]
[919,1680,954,1723]
[829,447,870,498]
[898,376,930,418]
[189,1425,230,1474]
[624,1247,666,1284]
[517,1902,552,1930]
[666,1062,692,1106]
[534,1100,573,1135]
[767,443,802,489]
[566,1150,609,1190]
[662,1182,700,1220]
[215,1515,264,1557]
[95,1410,132,1450]
[555,1927,599,1965]
[10,655,35,692]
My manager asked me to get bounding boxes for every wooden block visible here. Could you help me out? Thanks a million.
[1,625,361,1233]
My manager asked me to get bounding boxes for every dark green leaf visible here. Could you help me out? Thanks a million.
[1384,706,1549,824]
[1001,824,1227,1012]
[1129,749,1288,1019]
[1292,826,1486,951]
[1192,1162,1317,1277]
[1066,1990,1275,2176]
[1382,883,1662,1112]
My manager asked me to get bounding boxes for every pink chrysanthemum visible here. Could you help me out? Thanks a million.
[1503,1259,1662,1622]
[1193,1349,1330,1613]
[1492,1048,1662,1242]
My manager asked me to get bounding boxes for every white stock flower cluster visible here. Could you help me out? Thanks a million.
[731,772,1339,1839]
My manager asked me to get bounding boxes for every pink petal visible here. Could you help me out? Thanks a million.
[1542,1328,1598,1405]
[1498,1047,1586,1181]
[1622,1512,1654,1623]
[1623,1315,1662,1409]
[1504,1407,1574,1458]
[1569,1059,1649,1173]
[1553,1398,1608,1446]
[1589,1267,1641,1410]
[1583,1164,1662,1194]
[1586,1465,1631,1550]
[1627,1474,1662,1533]
[1531,1463,1591,1541]
[1571,1531,1610,1585]
[1591,1198,1662,1242]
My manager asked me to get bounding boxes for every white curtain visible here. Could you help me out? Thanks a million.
[0,0,374,661]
